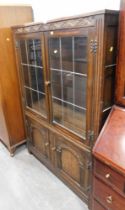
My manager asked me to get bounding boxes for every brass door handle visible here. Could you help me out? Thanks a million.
[45,81,51,86]
[105,173,111,179]
[106,195,112,204]
[45,142,49,147]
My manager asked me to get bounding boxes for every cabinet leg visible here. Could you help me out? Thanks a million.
[10,147,16,157]
[28,148,32,155]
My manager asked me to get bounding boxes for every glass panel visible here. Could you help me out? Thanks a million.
[25,87,32,107]
[73,107,86,137]
[50,35,88,138]
[34,39,42,66]
[51,70,62,99]
[49,38,60,69]
[31,90,39,112]
[63,72,73,103]
[62,102,86,138]
[61,37,73,71]
[36,67,45,93]
[53,98,63,123]
[39,92,47,117]
[74,37,87,74]
[29,67,37,90]
[22,65,30,87]
[27,40,36,65]
[20,40,27,64]
[19,38,47,118]
[74,75,86,108]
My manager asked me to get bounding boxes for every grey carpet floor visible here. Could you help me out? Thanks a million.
[0,142,88,210]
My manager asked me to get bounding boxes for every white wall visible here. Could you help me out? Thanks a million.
[0,0,120,22]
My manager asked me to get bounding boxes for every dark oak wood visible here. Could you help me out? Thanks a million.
[92,105,125,210]
[115,0,125,106]
[93,105,125,174]
[0,6,33,156]
[13,10,119,205]
[93,177,125,210]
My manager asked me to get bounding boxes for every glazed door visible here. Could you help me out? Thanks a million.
[16,33,49,120]
[46,28,95,143]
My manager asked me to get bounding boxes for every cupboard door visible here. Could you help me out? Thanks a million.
[27,118,50,160]
[16,33,48,119]
[50,133,91,193]
[46,28,95,142]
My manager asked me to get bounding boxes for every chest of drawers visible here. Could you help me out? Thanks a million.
[92,106,125,210]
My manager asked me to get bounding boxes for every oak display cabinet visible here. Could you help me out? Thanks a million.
[13,10,119,204]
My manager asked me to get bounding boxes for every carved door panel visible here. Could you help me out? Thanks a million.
[50,133,91,193]
[26,118,50,160]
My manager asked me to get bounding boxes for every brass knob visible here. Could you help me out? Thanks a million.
[106,195,112,204]
[45,81,51,86]
[45,142,49,147]
[51,147,56,151]
[105,173,111,179]
[109,46,114,52]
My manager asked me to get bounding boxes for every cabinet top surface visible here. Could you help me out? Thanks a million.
[93,105,125,175]
[12,9,119,32]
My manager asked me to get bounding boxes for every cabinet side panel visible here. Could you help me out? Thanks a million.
[0,86,9,144]
[0,28,25,145]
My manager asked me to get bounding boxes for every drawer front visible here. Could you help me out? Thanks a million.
[94,159,125,195]
[92,199,106,210]
[93,177,125,210]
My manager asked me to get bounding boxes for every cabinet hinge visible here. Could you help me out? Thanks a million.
[90,40,98,53]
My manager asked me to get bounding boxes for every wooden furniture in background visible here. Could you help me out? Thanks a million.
[13,10,118,204]
[115,0,125,106]
[0,5,33,156]
[0,5,33,28]
[92,106,125,210]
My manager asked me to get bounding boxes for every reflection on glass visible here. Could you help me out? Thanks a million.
[32,90,39,111]
[34,39,42,66]
[36,68,45,93]
[39,93,46,117]
[63,72,73,103]
[20,40,27,63]
[22,66,30,87]
[63,103,86,136]
[25,87,32,107]
[51,70,62,99]
[49,35,88,138]
[27,40,36,65]
[19,39,47,118]
[74,37,87,74]
[29,67,37,90]
[49,38,60,69]
[62,37,73,71]
[53,99,63,123]
[75,75,86,108]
